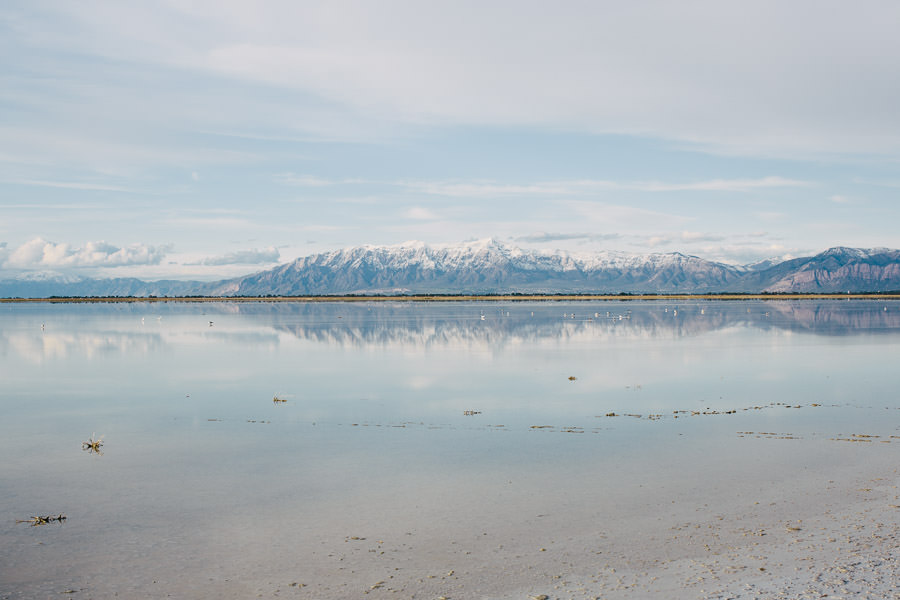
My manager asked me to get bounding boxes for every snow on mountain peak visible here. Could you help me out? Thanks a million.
[7,242,900,297]
[820,246,894,260]
[278,240,739,281]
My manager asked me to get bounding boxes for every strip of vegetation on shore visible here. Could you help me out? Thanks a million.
[3,293,900,303]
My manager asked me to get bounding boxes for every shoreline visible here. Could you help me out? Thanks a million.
[3,293,900,304]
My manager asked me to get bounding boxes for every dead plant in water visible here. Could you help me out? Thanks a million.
[82,433,103,454]
[16,514,66,527]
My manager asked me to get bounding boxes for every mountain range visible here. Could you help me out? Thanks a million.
[2,240,900,297]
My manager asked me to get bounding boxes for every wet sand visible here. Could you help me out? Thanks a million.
[237,447,899,600]
[9,433,896,600]
[221,455,891,599]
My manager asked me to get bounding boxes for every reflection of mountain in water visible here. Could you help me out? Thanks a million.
[228,300,900,348]
[763,301,900,335]
[4,301,898,356]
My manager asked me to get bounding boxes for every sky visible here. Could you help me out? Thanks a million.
[2,1,900,281]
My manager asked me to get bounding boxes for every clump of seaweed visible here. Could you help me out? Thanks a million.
[17,514,66,527]
[82,433,103,454]
[273,395,287,403]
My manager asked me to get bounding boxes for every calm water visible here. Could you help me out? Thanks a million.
[1,299,899,598]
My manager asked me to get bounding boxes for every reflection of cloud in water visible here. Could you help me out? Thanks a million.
[2,331,166,364]
[163,330,280,349]
[1,328,280,363]
[404,375,436,390]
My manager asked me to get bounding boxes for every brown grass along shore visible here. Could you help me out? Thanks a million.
[3,293,900,303]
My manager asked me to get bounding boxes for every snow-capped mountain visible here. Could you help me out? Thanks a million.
[202,240,900,296]
[740,246,900,293]
[201,239,745,296]
[3,241,900,297]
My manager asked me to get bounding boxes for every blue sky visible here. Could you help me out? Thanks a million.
[2,0,900,281]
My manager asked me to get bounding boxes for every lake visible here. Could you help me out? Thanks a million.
[2,299,899,598]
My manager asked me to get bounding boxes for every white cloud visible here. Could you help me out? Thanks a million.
[0,125,259,173]
[683,243,800,266]
[679,231,727,243]
[399,180,575,197]
[178,3,899,156]
[632,177,810,193]
[1,178,134,192]
[645,236,667,248]
[755,212,788,221]
[642,231,729,249]
[403,207,441,220]
[632,232,799,264]
[399,177,810,197]
[514,232,622,244]
[197,247,280,266]
[3,238,171,269]
[195,3,900,157]
[276,173,336,187]
[10,2,900,159]
[162,215,260,230]
[563,201,693,230]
